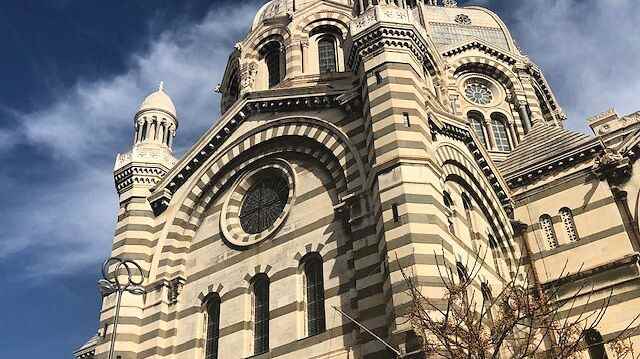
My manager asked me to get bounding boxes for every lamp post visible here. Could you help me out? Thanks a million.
[98,257,146,359]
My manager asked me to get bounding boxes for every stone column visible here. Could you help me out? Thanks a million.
[517,100,532,133]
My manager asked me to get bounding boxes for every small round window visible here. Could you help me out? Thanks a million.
[465,82,493,105]
[239,176,289,234]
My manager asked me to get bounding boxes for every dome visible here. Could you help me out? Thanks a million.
[251,0,292,31]
[138,83,177,117]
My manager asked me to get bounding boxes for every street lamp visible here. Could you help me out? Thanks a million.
[98,257,146,359]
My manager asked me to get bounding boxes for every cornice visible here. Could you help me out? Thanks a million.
[348,22,430,72]
[441,39,518,65]
[149,88,355,215]
[503,140,602,189]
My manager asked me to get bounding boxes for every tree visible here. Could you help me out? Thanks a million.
[398,248,640,359]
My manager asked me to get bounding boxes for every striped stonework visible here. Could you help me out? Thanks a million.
[77,2,640,359]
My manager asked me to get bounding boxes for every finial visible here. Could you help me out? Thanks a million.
[158,81,165,92]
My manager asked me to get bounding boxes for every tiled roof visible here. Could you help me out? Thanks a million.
[498,122,595,178]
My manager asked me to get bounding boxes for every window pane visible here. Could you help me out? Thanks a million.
[305,257,326,336]
[468,113,487,146]
[491,118,511,151]
[254,277,269,355]
[265,48,281,88]
[205,298,220,359]
[318,38,337,74]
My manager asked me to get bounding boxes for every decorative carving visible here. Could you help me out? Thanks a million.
[168,277,186,305]
[593,148,632,184]
[455,14,471,25]
[240,62,258,93]
[443,0,458,7]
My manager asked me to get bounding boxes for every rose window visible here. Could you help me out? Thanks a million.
[239,177,289,234]
[464,82,493,105]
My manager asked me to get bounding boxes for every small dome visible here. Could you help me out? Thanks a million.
[251,0,292,31]
[138,83,177,117]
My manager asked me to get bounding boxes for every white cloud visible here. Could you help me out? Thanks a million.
[0,2,261,277]
[508,0,640,131]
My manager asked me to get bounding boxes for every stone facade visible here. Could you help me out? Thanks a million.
[75,1,640,358]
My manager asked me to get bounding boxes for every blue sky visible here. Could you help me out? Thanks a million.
[0,0,638,357]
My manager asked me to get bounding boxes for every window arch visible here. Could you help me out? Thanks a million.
[490,113,511,151]
[559,207,579,242]
[302,253,326,336]
[456,262,470,284]
[443,191,454,209]
[584,329,608,359]
[318,36,337,74]
[480,282,494,325]
[540,214,559,250]
[468,111,487,147]
[252,274,270,355]
[444,191,455,235]
[204,294,221,359]
[488,235,501,276]
[262,41,283,88]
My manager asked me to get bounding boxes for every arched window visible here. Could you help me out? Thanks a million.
[141,121,148,141]
[262,41,282,88]
[584,329,608,359]
[228,71,240,103]
[204,294,221,359]
[490,113,511,151]
[488,235,501,276]
[456,262,469,284]
[444,191,455,235]
[253,274,270,355]
[318,37,337,74]
[443,191,454,209]
[468,111,487,146]
[302,254,326,336]
[559,207,579,242]
[480,282,494,325]
[461,193,477,249]
[540,214,559,250]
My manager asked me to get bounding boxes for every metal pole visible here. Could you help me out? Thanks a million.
[108,290,124,359]
[99,257,146,359]
[332,306,403,357]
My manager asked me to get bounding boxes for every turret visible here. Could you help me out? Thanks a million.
[113,83,178,201]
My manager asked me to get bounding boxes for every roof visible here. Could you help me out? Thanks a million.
[138,84,176,117]
[498,122,595,177]
[73,334,98,359]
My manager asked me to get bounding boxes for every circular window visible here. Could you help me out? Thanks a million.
[221,161,295,248]
[465,82,493,105]
[239,176,289,234]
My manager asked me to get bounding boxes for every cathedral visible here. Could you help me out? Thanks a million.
[74,0,640,358]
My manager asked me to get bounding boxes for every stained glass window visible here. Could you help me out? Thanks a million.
[304,255,326,336]
[205,295,221,359]
[465,82,493,105]
[318,37,337,74]
[239,177,288,234]
[253,275,270,355]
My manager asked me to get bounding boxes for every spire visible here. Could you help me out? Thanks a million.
[158,81,164,92]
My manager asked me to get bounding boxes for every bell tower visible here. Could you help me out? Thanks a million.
[114,83,179,202]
